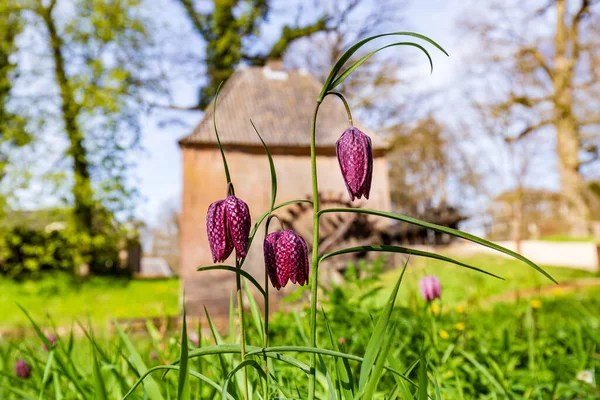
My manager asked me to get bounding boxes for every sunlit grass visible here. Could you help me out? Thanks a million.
[364,253,597,308]
[0,274,179,329]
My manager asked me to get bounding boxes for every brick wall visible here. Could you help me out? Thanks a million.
[180,146,391,317]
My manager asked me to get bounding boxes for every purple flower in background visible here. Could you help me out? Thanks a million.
[14,359,30,379]
[419,276,441,302]
[206,195,250,262]
[264,230,309,290]
[42,334,57,351]
[336,127,373,201]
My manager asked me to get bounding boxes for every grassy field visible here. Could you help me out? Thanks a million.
[0,274,180,330]
[360,253,597,309]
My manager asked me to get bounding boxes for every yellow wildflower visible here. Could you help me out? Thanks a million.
[529,299,542,309]
[455,322,465,331]
[430,303,440,313]
[439,330,449,340]
[455,305,465,314]
[552,287,562,296]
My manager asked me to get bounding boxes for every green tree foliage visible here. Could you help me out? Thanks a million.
[0,2,32,207]
[2,0,158,273]
[177,0,328,108]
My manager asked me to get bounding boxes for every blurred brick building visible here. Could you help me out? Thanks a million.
[178,60,391,317]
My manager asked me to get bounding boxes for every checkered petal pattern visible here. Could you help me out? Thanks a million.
[336,127,373,201]
[206,195,251,262]
[264,231,282,290]
[206,200,233,262]
[263,230,309,290]
[224,195,251,259]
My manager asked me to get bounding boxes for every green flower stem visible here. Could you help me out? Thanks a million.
[263,250,270,400]
[235,259,249,399]
[326,91,353,126]
[308,100,322,400]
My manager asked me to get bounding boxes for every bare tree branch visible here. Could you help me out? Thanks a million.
[506,119,553,142]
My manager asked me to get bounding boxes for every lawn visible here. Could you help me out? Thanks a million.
[356,253,598,309]
[0,274,180,330]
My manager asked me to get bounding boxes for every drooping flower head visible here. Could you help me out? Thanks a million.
[264,230,309,290]
[419,275,441,302]
[14,359,30,379]
[206,195,251,262]
[336,127,373,201]
[42,334,57,352]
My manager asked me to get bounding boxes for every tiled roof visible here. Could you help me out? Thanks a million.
[179,65,387,149]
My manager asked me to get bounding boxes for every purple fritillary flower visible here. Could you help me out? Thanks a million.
[336,127,373,201]
[42,334,57,351]
[206,200,233,262]
[14,359,30,379]
[206,195,251,262]
[224,195,251,259]
[419,275,441,302]
[264,231,282,290]
[264,230,309,290]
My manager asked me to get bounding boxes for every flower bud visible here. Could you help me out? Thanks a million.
[14,359,30,379]
[42,334,57,352]
[264,230,309,290]
[419,275,441,302]
[336,127,373,201]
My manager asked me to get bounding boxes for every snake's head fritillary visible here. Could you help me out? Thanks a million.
[336,127,373,201]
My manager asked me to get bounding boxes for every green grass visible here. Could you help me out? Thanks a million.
[540,234,597,242]
[363,253,597,308]
[0,274,179,329]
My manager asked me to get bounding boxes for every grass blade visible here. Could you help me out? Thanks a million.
[212,81,231,184]
[178,300,191,400]
[357,262,408,397]
[318,354,338,400]
[323,309,354,400]
[113,318,164,400]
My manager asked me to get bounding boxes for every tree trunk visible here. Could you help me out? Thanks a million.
[41,4,94,235]
[553,0,589,235]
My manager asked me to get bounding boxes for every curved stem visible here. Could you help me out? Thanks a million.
[235,258,248,399]
[308,101,322,400]
[265,214,284,233]
[326,91,353,126]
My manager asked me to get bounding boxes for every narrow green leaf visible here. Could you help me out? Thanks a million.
[37,350,54,400]
[243,279,264,341]
[197,265,266,297]
[320,244,504,280]
[92,343,108,400]
[417,350,427,400]
[317,208,556,283]
[363,322,397,399]
[319,32,448,101]
[330,42,434,89]
[318,354,338,400]
[323,309,354,400]
[17,304,88,398]
[358,262,408,397]
[221,360,267,400]
[251,119,277,212]
[122,365,234,400]
[113,318,164,400]
[212,81,231,184]
[457,349,506,395]
[178,300,191,400]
